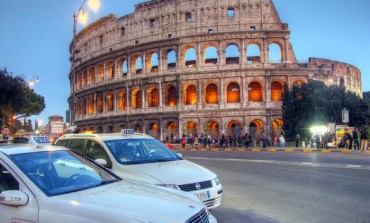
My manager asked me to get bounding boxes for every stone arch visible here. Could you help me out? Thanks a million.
[167,49,177,69]
[122,59,128,76]
[269,43,282,63]
[131,88,142,109]
[204,120,220,138]
[147,87,159,107]
[205,83,218,104]
[96,94,103,113]
[131,55,143,74]
[165,121,178,142]
[226,82,240,103]
[117,90,126,110]
[272,119,283,138]
[89,67,96,84]
[82,98,87,115]
[147,123,160,139]
[246,43,261,64]
[225,43,240,64]
[106,92,114,111]
[203,45,218,65]
[226,120,243,137]
[147,51,159,72]
[107,61,115,79]
[185,84,197,105]
[98,64,104,81]
[187,121,199,137]
[97,126,103,133]
[248,81,263,102]
[271,80,284,101]
[184,47,197,67]
[88,95,94,114]
[249,119,264,140]
[133,123,142,133]
[165,85,178,106]
[106,125,114,133]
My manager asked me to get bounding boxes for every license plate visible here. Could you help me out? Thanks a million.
[196,191,210,200]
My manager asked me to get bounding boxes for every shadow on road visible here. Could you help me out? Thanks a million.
[211,207,279,223]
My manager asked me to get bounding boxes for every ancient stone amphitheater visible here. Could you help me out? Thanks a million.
[69,0,362,141]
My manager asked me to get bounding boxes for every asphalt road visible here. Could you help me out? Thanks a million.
[180,151,370,223]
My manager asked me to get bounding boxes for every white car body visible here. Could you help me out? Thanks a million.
[0,144,216,223]
[55,130,223,209]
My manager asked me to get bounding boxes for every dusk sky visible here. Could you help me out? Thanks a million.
[1,0,369,126]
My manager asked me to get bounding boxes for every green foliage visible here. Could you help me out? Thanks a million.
[0,68,45,127]
[282,80,369,139]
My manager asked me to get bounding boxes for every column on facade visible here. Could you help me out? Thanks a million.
[125,86,130,112]
[159,81,163,109]
[142,51,147,74]
[284,38,288,63]
[127,56,131,78]
[220,78,225,108]
[93,92,97,115]
[265,74,271,102]
[196,42,201,67]
[197,80,202,107]
[240,39,246,67]
[114,60,118,80]
[158,48,163,72]
[262,38,268,64]
[241,76,247,107]
[217,40,224,66]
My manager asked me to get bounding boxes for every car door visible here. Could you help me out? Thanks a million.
[0,160,39,223]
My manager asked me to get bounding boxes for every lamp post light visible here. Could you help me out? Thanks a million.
[70,0,100,126]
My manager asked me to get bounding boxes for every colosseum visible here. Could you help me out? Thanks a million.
[69,0,362,141]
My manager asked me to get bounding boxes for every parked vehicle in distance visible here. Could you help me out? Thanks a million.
[0,144,217,223]
[55,129,223,209]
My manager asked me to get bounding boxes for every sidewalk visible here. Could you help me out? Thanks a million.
[172,144,370,154]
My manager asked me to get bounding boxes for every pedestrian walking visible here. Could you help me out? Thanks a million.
[360,127,369,151]
[279,134,286,148]
[274,136,279,147]
[181,137,186,149]
[194,136,199,149]
[261,132,267,148]
[352,128,359,150]
[295,134,300,148]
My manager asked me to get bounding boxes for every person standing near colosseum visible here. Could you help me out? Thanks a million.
[360,127,369,150]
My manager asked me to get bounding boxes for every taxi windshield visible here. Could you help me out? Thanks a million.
[10,150,120,196]
[105,138,181,165]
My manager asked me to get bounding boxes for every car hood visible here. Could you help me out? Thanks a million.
[123,159,217,184]
[42,181,205,223]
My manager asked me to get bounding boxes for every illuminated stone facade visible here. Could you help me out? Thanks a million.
[69,0,362,141]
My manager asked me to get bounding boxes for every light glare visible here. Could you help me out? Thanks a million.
[88,0,100,12]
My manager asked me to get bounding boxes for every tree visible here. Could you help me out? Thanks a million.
[282,80,368,139]
[0,68,45,129]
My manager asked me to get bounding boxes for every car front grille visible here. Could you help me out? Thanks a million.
[179,180,212,192]
[186,208,209,223]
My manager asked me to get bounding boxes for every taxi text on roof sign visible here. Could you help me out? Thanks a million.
[121,129,135,135]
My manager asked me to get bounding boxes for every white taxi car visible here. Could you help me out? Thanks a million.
[0,144,217,223]
[55,130,223,209]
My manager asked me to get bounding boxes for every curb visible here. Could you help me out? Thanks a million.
[176,147,370,154]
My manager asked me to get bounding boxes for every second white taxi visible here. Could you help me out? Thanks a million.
[55,130,223,209]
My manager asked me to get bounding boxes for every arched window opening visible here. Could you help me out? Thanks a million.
[133,124,142,133]
[149,53,159,72]
[106,125,114,133]
[118,91,126,110]
[83,71,88,87]
[107,62,115,79]
[227,120,242,137]
[272,119,283,138]
[205,121,219,138]
[167,50,177,69]
[122,60,128,76]
[106,93,114,112]
[131,89,142,109]
[135,57,143,74]
[89,67,95,84]
[227,83,240,103]
[187,122,198,137]
[77,73,82,89]
[206,84,218,104]
[88,95,94,114]
[148,123,159,139]
[185,85,197,105]
[248,82,262,102]
[249,120,264,140]
[98,64,104,81]
[96,94,103,113]
[147,87,159,107]
[247,44,261,64]
[185,48,197,67]
[225,44,239,64]
[271,81,283,101]
[165,122,178,143]
[82,99,87,115]
[269,43,282,63]
[97,126,103,133]
[204,46,218,65]
[167,86,177,106]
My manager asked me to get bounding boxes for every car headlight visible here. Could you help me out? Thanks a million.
[214,177,221,186]
[156,184,180,190]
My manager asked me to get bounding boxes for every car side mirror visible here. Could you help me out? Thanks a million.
[0,190,29,207]
[176,153,183,158]
[95,158,108,166]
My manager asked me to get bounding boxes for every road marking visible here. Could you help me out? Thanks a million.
[186,157,370,170]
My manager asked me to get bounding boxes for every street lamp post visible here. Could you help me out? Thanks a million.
[70,0,100,126]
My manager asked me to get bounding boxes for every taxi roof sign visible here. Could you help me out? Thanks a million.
[121,129,135,135]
